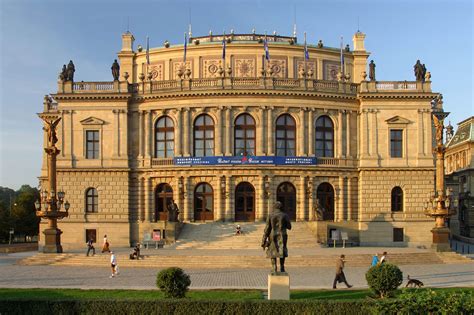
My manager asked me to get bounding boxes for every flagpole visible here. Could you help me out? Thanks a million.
[146,36,150,75]
[340,36,344,77]
[222,31,226,75]
[304,32,307,78]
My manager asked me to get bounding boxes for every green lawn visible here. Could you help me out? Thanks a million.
[0,287,472,301]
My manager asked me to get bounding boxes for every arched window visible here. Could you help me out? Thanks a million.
[315,116,334,157]
[316,183,335,221]
[234,114,256,156]
[86,188,98,213]
[275,114,296,156]
[194,114,214,157]
[155,116,174,158]
[276,182,297,221]
[155,183,173,221]
[391,187,403,212]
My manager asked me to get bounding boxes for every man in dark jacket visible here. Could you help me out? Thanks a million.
[333,254,352,289]
[261,201,292,273]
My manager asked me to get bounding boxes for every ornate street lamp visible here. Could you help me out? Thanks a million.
[36,112,70,253]
[424,95,456,251]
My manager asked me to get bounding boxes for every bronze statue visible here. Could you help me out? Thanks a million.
[345,44,350,52]
[261,201,292,273]
[421,64,427,82]
[66,60,75,81]
[314,199,324,221]
[414,60,424,82]
[111,59,120,81]
[43,117,61,147]
[369,60,376,81]
[317,40,323,48]
[59,65,67,81]
[167,200,180,222]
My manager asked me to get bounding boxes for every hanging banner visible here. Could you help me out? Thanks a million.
[174,156,317,166]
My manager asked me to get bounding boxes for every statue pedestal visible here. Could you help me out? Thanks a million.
[42,228,63,253]
[431,227,451,252]
[268,272,290,300]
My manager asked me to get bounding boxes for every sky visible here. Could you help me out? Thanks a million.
[0,0,472,190]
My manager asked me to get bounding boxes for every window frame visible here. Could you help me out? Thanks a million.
[315,115,335,158]
[85,130,100,159]
[275,114,296,156]
[85,188,98,213]
[234,113,256,156]
[391,186,403,212]
[390,129,403,158]
[193,114,215,157]
[154,116,175,158]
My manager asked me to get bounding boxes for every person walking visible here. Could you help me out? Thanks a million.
[86,238,95,256]
[379,251,388,265]
[333,254,352,289]
[102,234,110,253]
[110,251,118,278]
[371,253,379,267]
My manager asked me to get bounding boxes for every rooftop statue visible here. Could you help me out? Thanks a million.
[261,201,292,273]
[66,60,75,82]
[59,65,67,81]
[369,60,376,81]
[111,59,120,81]
[414,60,424,82]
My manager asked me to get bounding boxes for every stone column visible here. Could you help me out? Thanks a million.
[257,175,266,220]
[337,176,345,222]
[308,176,315,221]
[257,106,265,156]
[145,177,153,222]
[298,176,306,221]
[215,176,223,221]
[60,110,66,157]
[113,109,120,157]
[298,108,306,156]
[370,109,378,158]
[417,109,424,157]
[175,109,182,157]
[138,177,144,221]
[183,176,192,221]
[225,175,232,221]
[266,175,274,218]
[215,107,223,156]
[120,110,127,157]
[143,111,151,160]
[362,109,369,157]
[347,177,353,221]
[338,110,343,158]
[225,107,232,156]
[308,109,314,156]
[183,108,190,156]
[346,110,351,158]
[267,107,275,155]
[69,110,74,160]
[425,109,431,157]
[138,111,144,159]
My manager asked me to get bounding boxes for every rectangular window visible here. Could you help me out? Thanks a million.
[390,130,403,158]
[86,130,99,159]
[393,228,404,242]
[85,229,97,243]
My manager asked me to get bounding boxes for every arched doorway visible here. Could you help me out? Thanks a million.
[194,183,214,221]
[316,183,334,221]
[155,183,173,221]
[235,182,255,222]
[276,182,297,221]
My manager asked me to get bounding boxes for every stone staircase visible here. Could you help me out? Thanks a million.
[17,222,472,269]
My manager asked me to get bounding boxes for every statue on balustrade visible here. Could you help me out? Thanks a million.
[167,200,180,222]
[369,60,376,81]
[59,65,67,81]
[261,201,292,273]
[66,60,75,81]
[421,64,427,82]
[414,60,424,82]
[111,59,120,81]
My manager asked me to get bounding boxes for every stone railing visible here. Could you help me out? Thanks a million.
[360,80,431,93]
[151,158,174,166]
[58,77,358,95]
[149,157,356,167]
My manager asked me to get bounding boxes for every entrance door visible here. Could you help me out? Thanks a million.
[155,183,173,221]
[317,183,334,221]
[235,182,255,221]
[194,183,214,221]
[276,182,297,221]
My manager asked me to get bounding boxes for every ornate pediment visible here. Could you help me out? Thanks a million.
[385,116,412,124]
[80,117,106,125]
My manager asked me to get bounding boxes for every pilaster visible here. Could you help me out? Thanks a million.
[257,106,265,156]
[225,107,232,156]
[267,107,275,155]
[298,108,306,156]
[225,175,233,221]
[184,176,192,221]
[120,110,128,158]
[216,107,223,156]
[183,108,190,157]
[175,109,182,157]
[338,110,343,158]
[145,177,152,222]
[298,177,306,221]
[112,110,120,158]
[308,109,315,156]
[346,110,351,158]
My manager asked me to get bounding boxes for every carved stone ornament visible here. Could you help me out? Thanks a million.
[361,71,367,81]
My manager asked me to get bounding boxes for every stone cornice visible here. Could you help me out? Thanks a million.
[51,93,132,101]
[358,92,438,100]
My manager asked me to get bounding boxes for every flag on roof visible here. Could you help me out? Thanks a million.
[146,36,150,65]
[304,32,309,60]
[264,35,270,60]
[184,32,187,62]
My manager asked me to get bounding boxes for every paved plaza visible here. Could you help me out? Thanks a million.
[0,251,472,290]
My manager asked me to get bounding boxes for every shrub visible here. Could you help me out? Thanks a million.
[156,267,191,298]
[365,263,402,298]
[376,289,474,314]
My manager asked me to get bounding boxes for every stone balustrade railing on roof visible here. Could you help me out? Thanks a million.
[57,77,358,95]
[57,78,431,95]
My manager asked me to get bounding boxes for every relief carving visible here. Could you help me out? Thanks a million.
[171,61,192,79]
[323,61,341,81]
[234,58,256,77]
[267,58,287,78]
[148,62,164,81]
[202,59,223,78]
[295,59,316,78]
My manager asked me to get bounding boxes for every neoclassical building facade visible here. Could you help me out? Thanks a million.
[39,31,440,249]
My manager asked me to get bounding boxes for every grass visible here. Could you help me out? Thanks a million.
[0,287,472,301]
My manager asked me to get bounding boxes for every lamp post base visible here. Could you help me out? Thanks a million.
[43,228,63,253]
[431,227,451,252]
